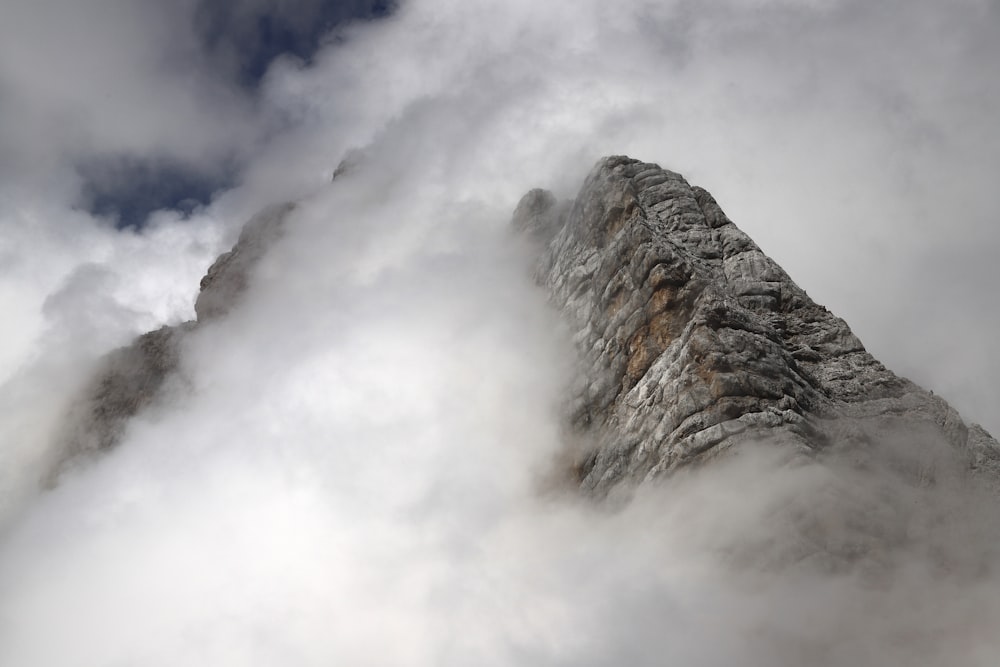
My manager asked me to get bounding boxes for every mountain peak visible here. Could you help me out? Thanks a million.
[52,155,1000,504]
[517,156,1000,494]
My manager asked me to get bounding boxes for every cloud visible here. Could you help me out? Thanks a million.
[0,0,998,664]
[252,0,1000,433]
[0,0,250,183]
[0,0,394,228]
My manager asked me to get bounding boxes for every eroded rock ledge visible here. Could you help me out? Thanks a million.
[515,156,1000,494]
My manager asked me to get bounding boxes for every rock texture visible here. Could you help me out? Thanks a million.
[51,203,295,475]
[515,156,1000,495]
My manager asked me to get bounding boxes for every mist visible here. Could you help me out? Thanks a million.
[1,0,999,664]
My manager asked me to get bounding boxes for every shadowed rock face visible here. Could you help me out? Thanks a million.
[515,156,1000,495]
[50,203,295,477]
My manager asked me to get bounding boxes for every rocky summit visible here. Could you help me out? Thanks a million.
[514,156,1000,495]
[53,155,999,500]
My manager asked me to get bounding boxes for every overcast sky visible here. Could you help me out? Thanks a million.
[0,0,999,664]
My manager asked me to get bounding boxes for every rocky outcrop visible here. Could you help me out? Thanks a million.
[50,203,295,476]
[515,156,1000,495]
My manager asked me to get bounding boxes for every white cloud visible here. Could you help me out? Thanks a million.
[0,0,257,185]
[0,0,998,664]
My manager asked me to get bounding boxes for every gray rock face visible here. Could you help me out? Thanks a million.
[195,203,294,321]
[515,156,1000,495]
[50,203,295,476]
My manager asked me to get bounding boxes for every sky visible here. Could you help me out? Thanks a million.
[0,0,999,664]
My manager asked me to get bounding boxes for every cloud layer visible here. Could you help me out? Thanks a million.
[0,0,998,664]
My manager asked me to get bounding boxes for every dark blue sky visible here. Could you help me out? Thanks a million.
[80,0,395,229]
[195,0,395,89]
[78,157,236,228]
